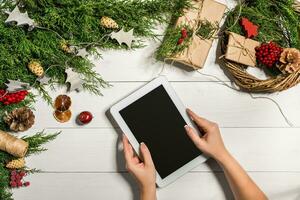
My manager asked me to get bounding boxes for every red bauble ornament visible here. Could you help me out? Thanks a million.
[77,111,93,125]
[255,42,283,68]
[240,17,259,38]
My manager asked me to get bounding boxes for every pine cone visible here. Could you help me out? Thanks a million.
[4,107,35,132]
[28,60,44,77]
[278,48,300,74]
[6,158,25,169]
[100,16,119,29]
[60,40,75,53]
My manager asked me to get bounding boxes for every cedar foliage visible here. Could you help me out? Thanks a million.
[225,0,300,48]
[0,0,191,129]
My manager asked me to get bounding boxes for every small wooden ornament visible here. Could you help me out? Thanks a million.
[240,17,259,38]
[0,130,28,158]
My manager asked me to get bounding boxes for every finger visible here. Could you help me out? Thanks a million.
[140,142,154,167]
[132,156,140,165]
[184,125,205,148]
[187,108,212,131]
[122,134,134,162]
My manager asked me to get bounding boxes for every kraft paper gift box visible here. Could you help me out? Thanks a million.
[168,0,226,69]
[225,32,261,67]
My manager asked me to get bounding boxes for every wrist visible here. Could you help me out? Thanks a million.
[140,184,156,193]
[214,149,232,164]
[140,184,156,200]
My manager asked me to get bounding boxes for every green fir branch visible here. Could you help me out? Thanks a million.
[23,131,60,156]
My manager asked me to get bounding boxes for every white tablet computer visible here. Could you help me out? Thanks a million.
[109,76,207,187]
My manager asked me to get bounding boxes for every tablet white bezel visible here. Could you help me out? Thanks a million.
[110,76,208,187]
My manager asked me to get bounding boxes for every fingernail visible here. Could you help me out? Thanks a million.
[184,125,189,130]
[140,142,146,149]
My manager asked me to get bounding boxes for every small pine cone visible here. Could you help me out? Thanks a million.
[6,158,25,169]
[60,40,74,53]
[28,60,44,77]
[100,16,119,29]
[4,107,35,132]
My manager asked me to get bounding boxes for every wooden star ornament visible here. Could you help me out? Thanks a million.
[5,80,30,92]
[65,68,84,92]
[76,48,89,58]
[5,6,36,30]
[38,75,51,85]
[240,17,259,38]
[110,28,135,48]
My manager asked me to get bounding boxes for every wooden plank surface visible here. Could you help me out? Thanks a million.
[23,128,300,172]
[13,0,300,199]
[32,82,300,129]
[13,172,300,200]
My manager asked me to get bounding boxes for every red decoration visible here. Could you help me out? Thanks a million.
[77,111,93,125]
[181,28,188,39]
[9,170,29,188]
[255,42,283,68]
[177,28,188,45]
[177,38,184,45]
[0,90,29,105]
[240,17,259,38]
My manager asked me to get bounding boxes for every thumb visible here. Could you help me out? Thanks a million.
[184,125,205,149]
[140,142,154,167]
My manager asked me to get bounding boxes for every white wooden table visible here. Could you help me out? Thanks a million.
[14,1,300,199]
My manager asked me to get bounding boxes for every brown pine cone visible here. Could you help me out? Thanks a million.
[4,107,35,132]
[278,48,300,74]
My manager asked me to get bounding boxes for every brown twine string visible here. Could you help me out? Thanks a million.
[0,130,28,157]
[195,70,294,127]
[226,32,257,64]
[155,60,293,127]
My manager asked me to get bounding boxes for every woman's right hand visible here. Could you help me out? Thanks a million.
[184,108,229,161]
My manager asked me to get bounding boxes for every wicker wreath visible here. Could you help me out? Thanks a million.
[221,1,300,93]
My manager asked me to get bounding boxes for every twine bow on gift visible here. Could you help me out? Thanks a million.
[168,0,220,69]
[225,32,258,66]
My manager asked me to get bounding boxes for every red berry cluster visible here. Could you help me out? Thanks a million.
[255,42,283,68]
[10,170,30,188]
[177,28,188,45]
[0,90,28,105]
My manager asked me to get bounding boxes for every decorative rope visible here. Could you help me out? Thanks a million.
[0,130,28,158]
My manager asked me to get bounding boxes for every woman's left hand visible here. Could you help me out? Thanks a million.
[122,135,156,192]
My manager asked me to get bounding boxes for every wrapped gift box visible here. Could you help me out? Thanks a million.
[225,32,261,67]
[167,0,226,69]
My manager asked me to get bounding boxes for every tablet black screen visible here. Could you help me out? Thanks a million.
[120,85,201,179]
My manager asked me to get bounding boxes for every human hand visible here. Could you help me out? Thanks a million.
[184,109,229,161]
[122,135,156,192]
